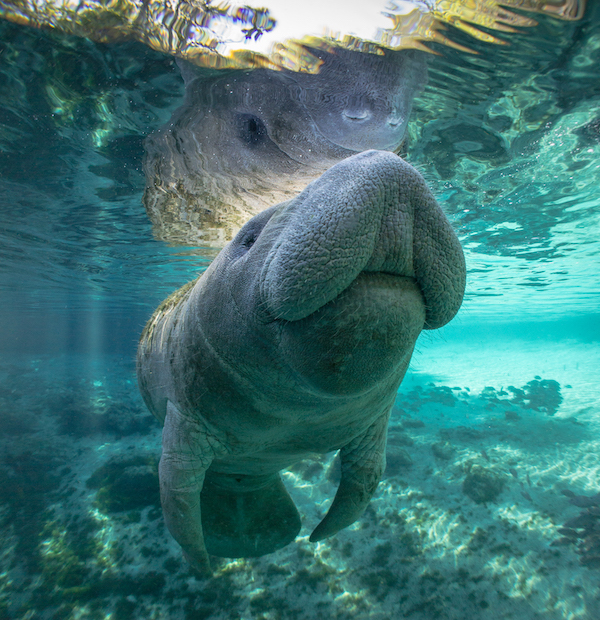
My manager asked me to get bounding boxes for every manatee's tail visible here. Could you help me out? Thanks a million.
[201,471,301,558]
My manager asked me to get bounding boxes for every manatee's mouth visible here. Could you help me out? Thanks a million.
[278,272,427,396]
[300,273,421,344]
[310,271,422,319]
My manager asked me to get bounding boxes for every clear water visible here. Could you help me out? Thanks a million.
[0,5,599,620]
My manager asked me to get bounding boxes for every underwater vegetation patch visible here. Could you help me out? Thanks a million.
[462,464,506,504]
[48,390,155,438]
[0,449,65,570]
[555,489,600,570]
[33,519,167,619]
[86,455,161,513]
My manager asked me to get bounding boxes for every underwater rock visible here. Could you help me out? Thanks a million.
[555,490,600,569]
[462,465,505,504]
[385,446,413,476]
[137,150,466,574]
[431,441,455,460]
[86,456,160,513]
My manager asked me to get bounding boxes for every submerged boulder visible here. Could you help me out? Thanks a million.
[462,465,505,504]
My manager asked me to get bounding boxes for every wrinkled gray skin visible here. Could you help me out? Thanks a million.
[143,47,427,246]
[137,150,465,575]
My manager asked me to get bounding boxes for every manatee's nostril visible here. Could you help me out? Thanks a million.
[343,109,371,121]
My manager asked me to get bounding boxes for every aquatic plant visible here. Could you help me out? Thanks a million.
[555,490,600,569]
[86,455,160,513]
[431,441,455,460]
[386,446,414,476]
[462,464,505,504]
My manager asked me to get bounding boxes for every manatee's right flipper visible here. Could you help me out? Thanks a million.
[201,471,301,558]
[159,401,225,576]
[310,412,389,542]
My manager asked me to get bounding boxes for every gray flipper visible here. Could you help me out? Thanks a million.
[159,401,225,576]
[201,471,301,557]
[310,412,389,542]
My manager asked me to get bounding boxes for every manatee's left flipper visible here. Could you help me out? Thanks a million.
[310,412,389,542]
[159,401,226,576]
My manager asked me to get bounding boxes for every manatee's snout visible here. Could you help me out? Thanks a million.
[342,109,371,121]
[261,150,413,322]
[253,150,428,394]
[260,150,465,331]
[321,99,409,151]
[337,107,408,151]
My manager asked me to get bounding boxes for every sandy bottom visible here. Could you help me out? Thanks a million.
[0,328,599,620]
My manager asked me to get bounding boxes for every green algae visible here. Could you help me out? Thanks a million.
[463,465,506,504]
[86,455,160,513]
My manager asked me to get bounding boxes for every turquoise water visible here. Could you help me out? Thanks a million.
[0,5,599,620]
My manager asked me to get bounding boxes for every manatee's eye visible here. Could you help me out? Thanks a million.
[231,205,277,260]
[240,230,258,249]
[232,219,262,258]
[236,113,268,146]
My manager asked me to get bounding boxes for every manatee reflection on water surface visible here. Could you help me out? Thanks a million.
[143,47,427,245]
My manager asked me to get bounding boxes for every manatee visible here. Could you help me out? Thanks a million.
[137,150,465,575]
[143,48,426,246]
